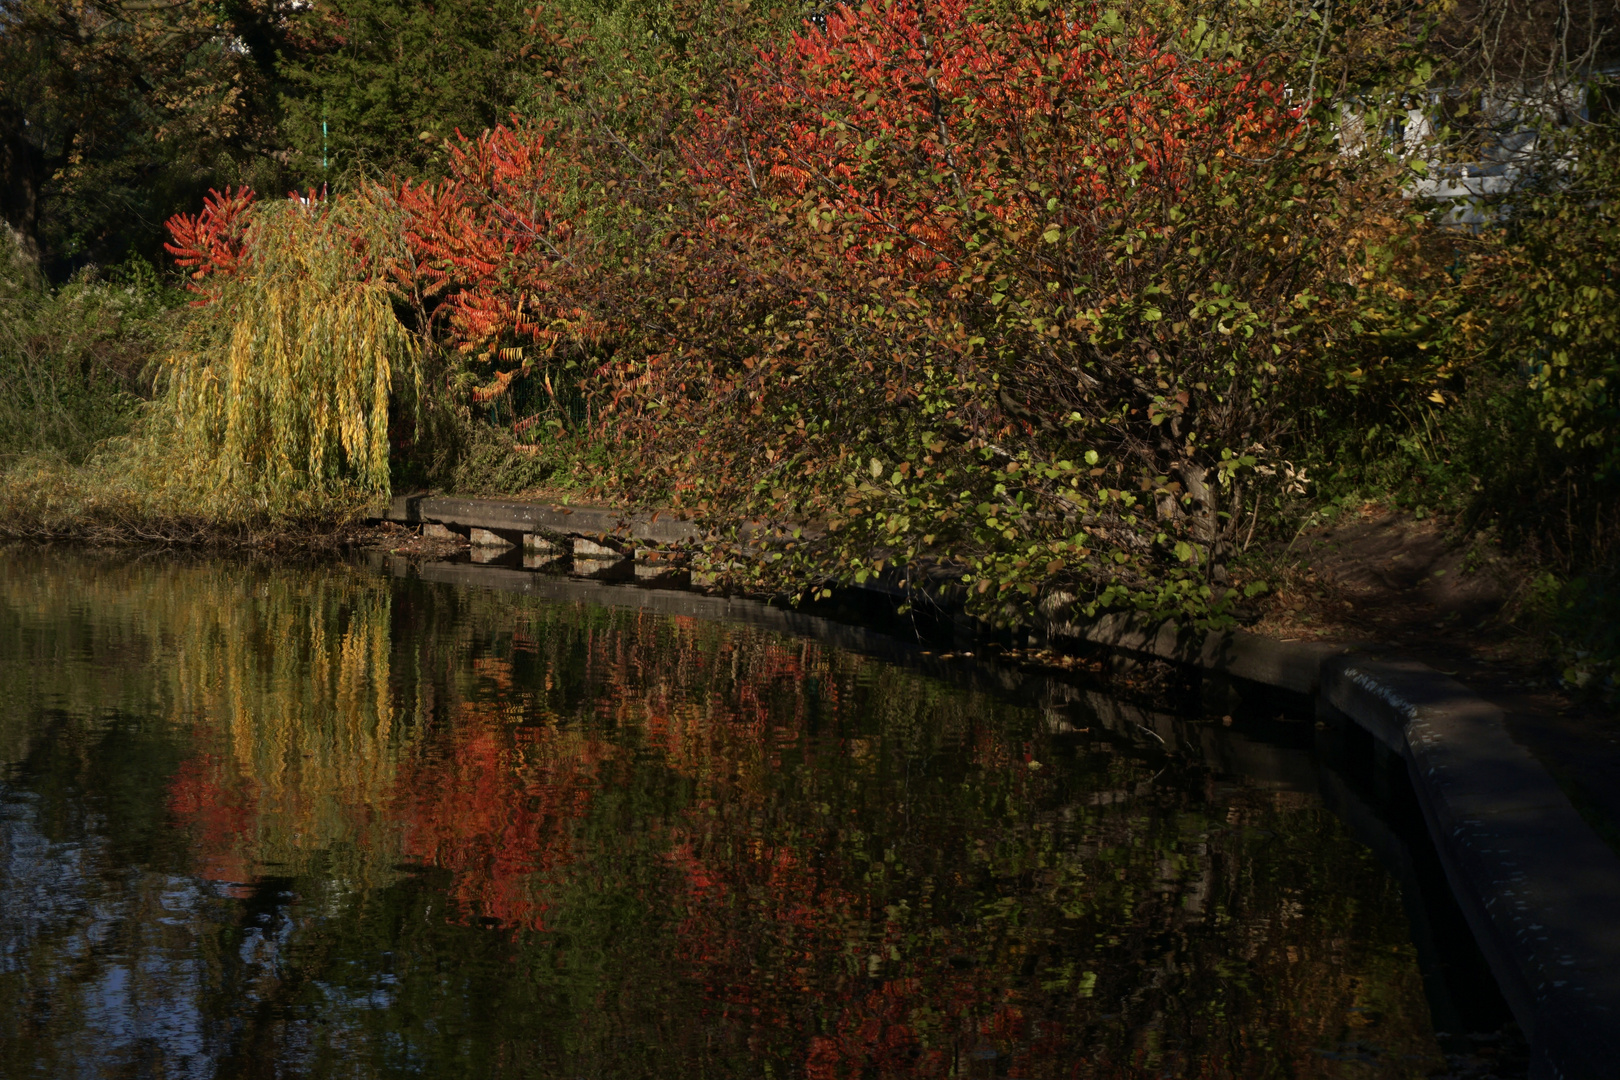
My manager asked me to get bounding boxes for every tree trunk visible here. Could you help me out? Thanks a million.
[1176,461,1216,544]
[1176,460,1231,584]
[0,106,45,267]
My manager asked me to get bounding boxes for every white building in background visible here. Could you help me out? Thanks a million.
[1337,68,1617,228]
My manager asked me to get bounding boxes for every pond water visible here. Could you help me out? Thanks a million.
[0,550,1452,1078]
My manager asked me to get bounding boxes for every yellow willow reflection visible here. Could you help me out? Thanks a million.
[166,576,401,876]
[0,550,420,886]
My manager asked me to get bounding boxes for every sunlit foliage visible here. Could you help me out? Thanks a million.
[151,189,422,518]
[389,0,1388,624]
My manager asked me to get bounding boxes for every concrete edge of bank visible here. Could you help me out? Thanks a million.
[382,496,1620,1078]
[1049,614,1620,1080]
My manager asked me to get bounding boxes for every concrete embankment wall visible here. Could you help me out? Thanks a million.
[1051,614,1620,1080]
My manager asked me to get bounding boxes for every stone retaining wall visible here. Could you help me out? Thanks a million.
[1052,615,1620,1080]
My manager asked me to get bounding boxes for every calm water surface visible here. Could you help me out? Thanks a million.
[0,551,1447,1078]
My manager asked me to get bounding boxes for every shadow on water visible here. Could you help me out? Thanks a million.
[0,547,1528,1078]
[1182,661,1528,1077]
[1311,713,1528,1075]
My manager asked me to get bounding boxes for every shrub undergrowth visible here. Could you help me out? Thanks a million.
[0,229,177,467]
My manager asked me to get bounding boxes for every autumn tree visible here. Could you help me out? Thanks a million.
[0,0,293,273]
[626,0,1366,615]
[369,0,1405,618]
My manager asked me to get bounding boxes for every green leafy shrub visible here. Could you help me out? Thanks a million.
[1555,571,1620,706]
[0,229,176,465]
[1463,107,1620,478]
[1301,80,1620,567]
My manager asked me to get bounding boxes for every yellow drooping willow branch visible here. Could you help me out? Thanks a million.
[155,191,421,518]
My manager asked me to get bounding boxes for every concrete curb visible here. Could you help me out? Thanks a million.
[1323,659,1620,1080]
[1059,615,1620,1079]
[1049,611,1354,695]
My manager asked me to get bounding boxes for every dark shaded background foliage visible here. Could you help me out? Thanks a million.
[276,0,546,180]
[0,0,293,277]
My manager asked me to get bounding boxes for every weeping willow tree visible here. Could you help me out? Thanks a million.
[149,190,422,520]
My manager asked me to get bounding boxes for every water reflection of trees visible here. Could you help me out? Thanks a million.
[0,553,1444,1077]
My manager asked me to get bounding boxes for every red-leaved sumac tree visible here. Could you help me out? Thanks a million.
[687,2,1289,282]
[397,125,604,407]
[163,186,259,303]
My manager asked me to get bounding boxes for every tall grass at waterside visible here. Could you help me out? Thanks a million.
[0,228,174,467]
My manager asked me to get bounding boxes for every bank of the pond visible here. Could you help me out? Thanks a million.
[0,506,387,552]
[376,492,1620,1080]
